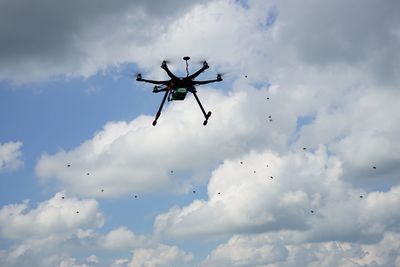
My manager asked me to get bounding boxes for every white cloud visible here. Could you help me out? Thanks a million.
[128,244,193,267]
[0,192,104,240]
[0,141,23,172]
[200,232,400,267]
[36,85,293,197]
[86,255,98,264]
[155,147,400,244]
[0,194,192,267]
[0,0,209,83]
[111,259,130,267]
[99,226,147,251]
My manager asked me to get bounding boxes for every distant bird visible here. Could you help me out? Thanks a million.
[245,75,248,78]
[303,147,307,150]
[360,195,363,198]
[218,192,221,195]
[310,210,314,213]
[193,190,196,194]
[373,166,377,169]
[134,195,138,198]
[253,171,256,173]
[240,161,243,164]
[269,119,273,122]
[266,164,269,167]
[101,189,104,192]
[67,164,71,167]
[270,176,273,179]
[76,211,79,214]
[62,196,65,199]
[170,170,174,174]
[86,172,90,175]
[268,115,272,118]
[267,97,270,100]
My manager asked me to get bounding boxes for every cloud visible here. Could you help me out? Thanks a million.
[0,193,192,267]
[0,0,208,83]
[128,244,193,267]
[98,226,148,251]
[0,192,104,240]
[0,141,23,172]
[36,84,295,197]
[200,232,400,267]
[155,147,400,244]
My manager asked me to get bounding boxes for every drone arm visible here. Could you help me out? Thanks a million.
[193,78,222,85]
[161,62,178,79]
[188,65,209,79]
[138,78,170,85]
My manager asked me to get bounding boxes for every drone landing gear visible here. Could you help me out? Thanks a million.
[152,90,169,126]
[192,91,212,126]
[203,111,212,125]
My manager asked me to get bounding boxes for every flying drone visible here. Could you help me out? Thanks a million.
[136,56,223,126]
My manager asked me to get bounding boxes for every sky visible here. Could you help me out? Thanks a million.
[1,0,400,266]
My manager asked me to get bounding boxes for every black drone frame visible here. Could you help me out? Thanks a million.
[136,56,222,126]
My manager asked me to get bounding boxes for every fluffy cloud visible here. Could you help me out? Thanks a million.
[200,232,400,267]
[128,244,193,267]
[0,0,208,83]
[155,147,400,244]
[0,194,192,267]
[0,141,23,172]
[98,226,148,250]
[0,192,104,239]
[36,84,294,197]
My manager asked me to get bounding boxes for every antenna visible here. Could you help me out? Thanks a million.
[183,56,190,77]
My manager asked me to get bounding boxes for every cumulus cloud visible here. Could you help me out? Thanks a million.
[98,226,148,250]
[128,244,193,267]
[0,192,104,240]
[0,0,209,83]
[155,148,400,244]
[200,232,400,267]
[36,84,295,197]
[0,141,23,172]
[0,194,192,267]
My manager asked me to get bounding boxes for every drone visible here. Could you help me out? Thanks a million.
[136,56,223,126]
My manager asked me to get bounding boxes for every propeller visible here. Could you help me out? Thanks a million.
[161,58,174,68]
[196,59,209,69]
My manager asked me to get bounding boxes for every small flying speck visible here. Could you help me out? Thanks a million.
[268,115,272,118]
[240,161,243,164]
[62,196,65,199]
[253,171,256,173]
[267,97,270,100]
[245,75,248,78]
[193,190,196,194]
[373,166,377,169]
[86,173,90,175]
[67,164,71,167]
[101,189,104,192]
[170,170,174,174]
[76,211,79,214]
[218,192,221,195]
[270,176,274,179]
[269,119,273,122]
[310,210,314,214]
[303,147,307,150]
[360,195,363,198]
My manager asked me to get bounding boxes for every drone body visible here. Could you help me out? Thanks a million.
[136,56,222,126]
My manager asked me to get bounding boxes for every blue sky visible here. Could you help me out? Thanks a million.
[1,0,400,266]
